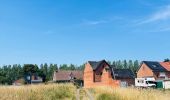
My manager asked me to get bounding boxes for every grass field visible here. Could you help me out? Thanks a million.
[0,84,76,100]
[0,84,170,100]
[91,87,170,100]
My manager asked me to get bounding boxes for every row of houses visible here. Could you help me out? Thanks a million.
[53,60,170,88]
[14,59,170,88]
[53,60,135,88]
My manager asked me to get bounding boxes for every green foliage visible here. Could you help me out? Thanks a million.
[164,58,170,62]
[23,64,39,73]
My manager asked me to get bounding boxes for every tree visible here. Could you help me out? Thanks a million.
[78,64,85,70]
[54,64,58,71]
[116,60,123,69]
[60,64,68,70]
[164,58,170,62]
[48,64,58,80]
[107,61,111,65]
[23,64,38,73]
[123,60,128,69]
[69,64,76,70]
[128,60,133,71]
[133,60,140,74]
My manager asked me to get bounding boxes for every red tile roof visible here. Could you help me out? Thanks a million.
[160,62,170,71]
[53,70,83,81]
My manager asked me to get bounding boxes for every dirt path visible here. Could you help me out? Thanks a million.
[76,89,80,100]
[85,89,94,100]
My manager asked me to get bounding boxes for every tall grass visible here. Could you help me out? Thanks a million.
[0,83,76,100]
[1,84,170,100]
[92,87,170,100]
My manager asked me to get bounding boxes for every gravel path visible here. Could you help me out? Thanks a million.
[85,89,94,100]
[76,89,80,100]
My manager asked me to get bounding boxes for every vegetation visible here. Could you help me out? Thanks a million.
[91,87,170,100]
[0,60,140,85]
[1,84,170,100]
[0,84,76,100]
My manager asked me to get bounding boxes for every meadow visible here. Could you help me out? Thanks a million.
[0,84,170,100]
[91,87,170,100]
[0,84,76,100]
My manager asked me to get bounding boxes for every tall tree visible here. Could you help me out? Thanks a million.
[69,64,76,70]
[133,60,140,74]
[164,58,170,62]
[123,60,128,69]
[116,60,123,69]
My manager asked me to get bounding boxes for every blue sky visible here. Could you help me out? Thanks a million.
[0,0,170,65]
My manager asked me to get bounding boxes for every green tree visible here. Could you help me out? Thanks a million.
[123,60,128,69]
[60,64,68,70]
[133,60,140,74]
[116,60,123,69]
[164,58,170,62]
[69,64,76,70]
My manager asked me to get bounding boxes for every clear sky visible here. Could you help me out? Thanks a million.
[0,0,170,65]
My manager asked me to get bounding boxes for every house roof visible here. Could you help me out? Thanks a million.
[113,69,135,79]
[160,62,170,71]
[143,61,167,72]
[54,70,83,81]
[88,60,109,70]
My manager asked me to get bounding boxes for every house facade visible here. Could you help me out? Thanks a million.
[84,60,135,88]
[137,61,170,80]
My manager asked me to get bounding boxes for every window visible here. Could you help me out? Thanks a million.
[94,74,102,82]
[152,65,157,68]
[159,72,166,77]
[138,80,144,83]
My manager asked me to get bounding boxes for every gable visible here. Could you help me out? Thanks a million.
[84,63,93,72]
[88,60,109,71]
[137,63,155,78]
[95,62,110,74]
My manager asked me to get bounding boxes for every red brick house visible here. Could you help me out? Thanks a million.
[137,61,170,80]
[84,60,135,88]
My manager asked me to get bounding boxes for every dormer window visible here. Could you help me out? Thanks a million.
[152,65,157,68]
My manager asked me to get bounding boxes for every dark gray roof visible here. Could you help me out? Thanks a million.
[143,61,167,72]
[88,60,108,70]
[113,69,135,79]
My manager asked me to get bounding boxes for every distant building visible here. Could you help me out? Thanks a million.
[137,61,170,80]
[31,74,43,84]
[53,70,83,86]
[84,60,135,88]
[25,73,43,84]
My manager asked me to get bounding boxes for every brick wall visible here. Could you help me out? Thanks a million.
[137,63,154,78]
[84,63,94,88]
[84,62,120,88]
